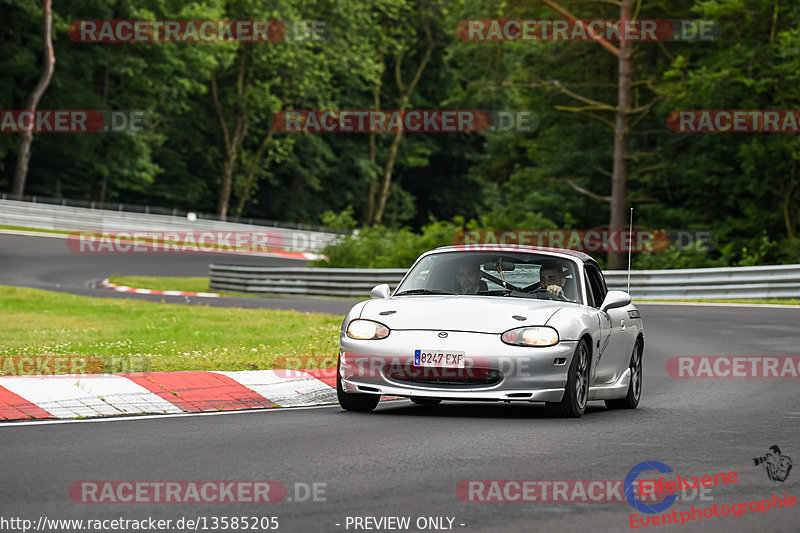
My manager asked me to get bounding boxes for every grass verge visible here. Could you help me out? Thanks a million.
[108,275,211,294]
[0,285,342,375]
[107,275,268,298]
[0,224,70,235]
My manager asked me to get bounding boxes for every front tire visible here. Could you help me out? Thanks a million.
[605,339,642,410]
[547,339,590,418]
[336,371,380,412]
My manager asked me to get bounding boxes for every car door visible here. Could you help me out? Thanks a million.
[586,264,628,385]
[583,265,612,385]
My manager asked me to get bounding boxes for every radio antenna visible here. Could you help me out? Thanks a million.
[627,207,633,293]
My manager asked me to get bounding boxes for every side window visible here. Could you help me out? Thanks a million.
[585,265,607,307]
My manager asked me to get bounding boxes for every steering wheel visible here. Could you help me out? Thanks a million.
[526,285,568,301]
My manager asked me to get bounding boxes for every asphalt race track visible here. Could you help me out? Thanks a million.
[1,232,799,532]
[0,232,356,314]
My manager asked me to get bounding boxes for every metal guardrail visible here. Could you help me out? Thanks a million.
[209,265,408,297]
[0,198,341,251]
[209,264,800,300]
[604,264,800,299]
[0,194,348,233]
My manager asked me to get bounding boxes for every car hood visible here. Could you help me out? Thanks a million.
[359,295,567,333]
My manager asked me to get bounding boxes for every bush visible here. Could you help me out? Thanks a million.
[311,219,462,268]
[633,241,727,270]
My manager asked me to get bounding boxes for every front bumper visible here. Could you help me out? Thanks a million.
[339,330,577,402]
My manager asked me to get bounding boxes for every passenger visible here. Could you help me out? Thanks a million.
[456,263,488,294]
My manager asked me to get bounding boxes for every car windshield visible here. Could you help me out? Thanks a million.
[395,251,581,303]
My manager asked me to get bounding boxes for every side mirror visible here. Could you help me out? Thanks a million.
[600,290,631,312]
[370,284,391,299]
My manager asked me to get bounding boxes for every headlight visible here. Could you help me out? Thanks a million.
[346,319,390,340]
[501,326,559,347]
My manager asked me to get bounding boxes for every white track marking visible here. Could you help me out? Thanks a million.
[213,370,338,407]
[0,402,351,427]
[0,375,183,418]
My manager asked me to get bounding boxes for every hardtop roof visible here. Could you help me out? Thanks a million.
[429,244,599,266]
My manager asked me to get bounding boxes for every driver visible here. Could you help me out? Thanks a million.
[539,261,571,300]
[455,263,488,294]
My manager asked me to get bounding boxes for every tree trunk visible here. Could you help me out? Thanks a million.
[607,0,634,270]
[364,55,383,225]
[372,127,404,224]
[785,159,797,240]
[364,136,378,224]
[211,53,248,221]
[92,61,111,202]
[235,125,275,217]
[11,0,55,198]
[99,174,108,203]
[218,156,236,219]
[371,34,434,225]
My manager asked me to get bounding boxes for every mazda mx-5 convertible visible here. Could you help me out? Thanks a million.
[336,245,644,417]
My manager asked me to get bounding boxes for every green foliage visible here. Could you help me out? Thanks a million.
[320,206,358,230]
[312,219,462,268]
[2,0,798,269]
[633,241,726,270]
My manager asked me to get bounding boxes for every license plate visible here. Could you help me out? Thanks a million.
[414,349,465,368]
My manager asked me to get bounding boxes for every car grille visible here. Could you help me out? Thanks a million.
[386,365,503,386]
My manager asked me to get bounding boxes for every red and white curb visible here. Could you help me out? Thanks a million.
[0,369,338,421]
[99,279,221,298]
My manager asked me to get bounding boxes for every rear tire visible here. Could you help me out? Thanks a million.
[547,339,590,418]
[336,371,380,412]
[410,398,442,405]
[605,339,642,410]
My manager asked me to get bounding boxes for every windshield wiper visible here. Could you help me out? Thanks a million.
[394,288,453,296]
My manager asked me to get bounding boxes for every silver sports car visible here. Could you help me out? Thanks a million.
[336,245,643,417]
